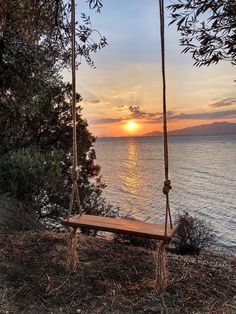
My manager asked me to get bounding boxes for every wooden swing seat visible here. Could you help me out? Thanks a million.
[62,214,177,241]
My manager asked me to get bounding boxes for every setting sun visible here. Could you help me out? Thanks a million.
[126,120,138,132]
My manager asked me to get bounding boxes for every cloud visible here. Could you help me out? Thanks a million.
[127,105,162,120]
[91,107,175,125]
[91,118,123,124]
[90,105,236,126]
[128,105,140,114]
[131,108,236,123]
[84,99,100,104]
[209,97,236,108]
[168,109,236,121]
[127,108,236,124]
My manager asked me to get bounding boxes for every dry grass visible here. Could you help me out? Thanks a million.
[0,230,235,313]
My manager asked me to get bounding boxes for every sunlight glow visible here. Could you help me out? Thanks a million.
[125,120,138,132]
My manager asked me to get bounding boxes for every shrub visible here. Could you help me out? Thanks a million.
[0,148,46,201]
[0,29,110,226]
[172,212,215,255]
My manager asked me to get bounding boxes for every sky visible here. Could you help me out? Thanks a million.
[63,0,236,137]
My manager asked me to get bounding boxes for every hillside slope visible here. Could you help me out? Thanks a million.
[144,122,236,136]
[0,230,235,313]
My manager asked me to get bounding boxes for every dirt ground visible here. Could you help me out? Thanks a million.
[0,230,235,314]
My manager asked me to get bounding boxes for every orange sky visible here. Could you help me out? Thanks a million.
[78,60,236,137]
[65,0,236,138]
[89,117,236,138]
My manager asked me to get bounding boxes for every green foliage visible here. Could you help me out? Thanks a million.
[172,212,215,255]
[0,148,46,201]
[0,13,115,225]
[0,0,107,68]
[168,1,236,66]
[0,147,66,207]
[87,0,103,12]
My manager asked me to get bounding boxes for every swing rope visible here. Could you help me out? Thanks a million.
[68,0,82,218]
[67,0,173,233]
[159,0,173,234]
[65,0,174,291]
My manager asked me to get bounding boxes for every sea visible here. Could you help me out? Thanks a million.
[94,134,236,254]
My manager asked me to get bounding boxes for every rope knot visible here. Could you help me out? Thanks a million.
[163,180,172,195]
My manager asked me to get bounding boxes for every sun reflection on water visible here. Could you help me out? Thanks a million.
[95,135,236,252]
[121,139,142,195]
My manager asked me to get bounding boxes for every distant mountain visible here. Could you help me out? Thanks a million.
[143,122,236,136]
[143,130,162,136]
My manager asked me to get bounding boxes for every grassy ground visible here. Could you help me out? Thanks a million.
[0,230,235,313]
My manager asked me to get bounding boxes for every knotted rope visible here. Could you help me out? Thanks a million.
[159,0,173,234]
[154,0,173,294]
[163,179,172,195]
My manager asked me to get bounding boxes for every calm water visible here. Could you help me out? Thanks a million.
[94,134,236,253]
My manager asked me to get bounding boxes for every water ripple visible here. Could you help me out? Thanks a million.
[95,135,236,253]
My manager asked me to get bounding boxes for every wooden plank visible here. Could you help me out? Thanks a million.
[62,214,177,241]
